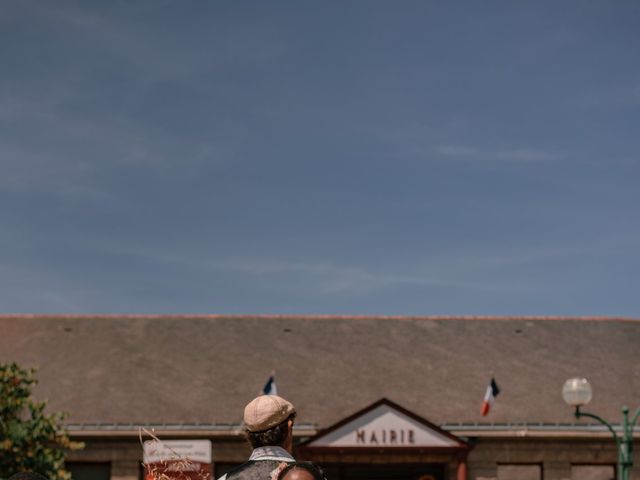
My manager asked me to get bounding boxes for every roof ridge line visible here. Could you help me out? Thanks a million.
[0,314,638,322]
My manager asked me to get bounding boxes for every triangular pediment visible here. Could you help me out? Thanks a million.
[303,399,467,450]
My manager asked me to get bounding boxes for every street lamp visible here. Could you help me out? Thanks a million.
[562,377,640,480]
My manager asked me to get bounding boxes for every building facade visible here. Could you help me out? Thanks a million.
[1,315,639,480]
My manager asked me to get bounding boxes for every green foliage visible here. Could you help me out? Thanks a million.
[0,363,82,480]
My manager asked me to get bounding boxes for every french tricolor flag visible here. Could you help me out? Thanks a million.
[262,373,277,395]
[481,378,500,416]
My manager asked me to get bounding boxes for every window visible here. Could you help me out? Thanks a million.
[321,464,445,480]
[497,464,541,480]
[66,462,111,480]
[571,465,615,480]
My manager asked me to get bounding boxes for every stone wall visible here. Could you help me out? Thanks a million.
[65,436,640,480]
[467,437,639,480]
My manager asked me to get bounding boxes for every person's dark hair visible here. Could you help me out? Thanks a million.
[277,462,327,480]
[8,473,50,480]
[246,413,296,448]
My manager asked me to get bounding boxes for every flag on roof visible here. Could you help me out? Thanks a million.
[481,377,500,416]
[262,373,277,395]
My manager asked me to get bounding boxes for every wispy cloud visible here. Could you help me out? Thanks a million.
[8,1,203,83]
[80,236,520,295]
[0,263,96,313]
[436,145,477,157]
[387,121,565,164]
[8,0,286,84]
[435,145,564,163]
[0,86,237,195]
[206,258,442,294]
[1,1,279,197]
[574,82,640,110]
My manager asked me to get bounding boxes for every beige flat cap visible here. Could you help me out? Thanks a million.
[244,395,295,432]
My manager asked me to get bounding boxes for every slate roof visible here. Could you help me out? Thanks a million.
[0,315,638,430]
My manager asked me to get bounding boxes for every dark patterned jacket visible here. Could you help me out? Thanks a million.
[219,446,295,480]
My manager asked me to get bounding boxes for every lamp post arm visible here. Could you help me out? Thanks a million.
[629,407,640,432]
[575,406,621,445]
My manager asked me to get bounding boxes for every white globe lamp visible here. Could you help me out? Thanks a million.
[562,377,593,407]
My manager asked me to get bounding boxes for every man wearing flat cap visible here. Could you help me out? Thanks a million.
[219,395,297,480]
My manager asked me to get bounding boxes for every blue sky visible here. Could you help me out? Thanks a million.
[1,1,639,315]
